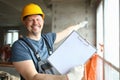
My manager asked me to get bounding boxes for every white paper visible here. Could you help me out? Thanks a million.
[47,31,96,74]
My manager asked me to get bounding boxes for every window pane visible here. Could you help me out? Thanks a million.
[12,32,18,44]
[5,30,19,45]
[6,33,12,44]
[96,57,103,80]
[105,64,119,80]
[104,0,119,67]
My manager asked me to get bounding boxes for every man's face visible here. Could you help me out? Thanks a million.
[23,14,44,35]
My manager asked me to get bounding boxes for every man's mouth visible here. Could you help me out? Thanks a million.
[32,25,41,31]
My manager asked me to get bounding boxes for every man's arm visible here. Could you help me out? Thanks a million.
[13,60,67,80]
[33,73,67,80]
[54,21,88,44]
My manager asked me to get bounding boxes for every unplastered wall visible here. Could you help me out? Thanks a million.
[51,1,96,48]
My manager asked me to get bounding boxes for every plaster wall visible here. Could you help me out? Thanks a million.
[51,1,96,48]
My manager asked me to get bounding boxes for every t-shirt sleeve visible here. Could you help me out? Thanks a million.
[10,40,32,62]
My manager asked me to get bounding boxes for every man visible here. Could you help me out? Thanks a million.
[10,3,87,80]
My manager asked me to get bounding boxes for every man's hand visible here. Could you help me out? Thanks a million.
[74,21,88,31]
[67,65,84,80]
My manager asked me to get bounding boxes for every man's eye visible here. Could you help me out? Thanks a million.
[37,19,40,21]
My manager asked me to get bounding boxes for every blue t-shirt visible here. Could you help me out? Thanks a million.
[10,33,56,79]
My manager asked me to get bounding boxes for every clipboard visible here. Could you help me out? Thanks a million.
[47,31,97,74]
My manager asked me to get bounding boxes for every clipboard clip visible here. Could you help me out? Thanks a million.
[77,36,89,46]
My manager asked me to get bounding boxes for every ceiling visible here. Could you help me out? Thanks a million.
[0,0,52,27]
[0,0,95,28]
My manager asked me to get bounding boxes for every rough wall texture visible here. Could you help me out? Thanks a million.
[51,1,96,49]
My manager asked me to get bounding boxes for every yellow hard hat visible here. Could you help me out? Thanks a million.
[21,3,45,20]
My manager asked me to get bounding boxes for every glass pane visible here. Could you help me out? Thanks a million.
[105,63,119,80]
[6,33,12,44]
[5,30,19,45]
[104,0,119,67]
[96,57,103,80]
[12,32,18,44]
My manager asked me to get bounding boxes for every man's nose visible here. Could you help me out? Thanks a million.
[33,20,38,25]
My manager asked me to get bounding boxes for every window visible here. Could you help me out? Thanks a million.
[96,1,104,80]
[5,30,19,46]
[104,0,119,79]
[96,0,119,80]
[104,0,119,68]
[96,1,103,57]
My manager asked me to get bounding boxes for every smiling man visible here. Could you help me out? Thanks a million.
[10,3,87,80]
